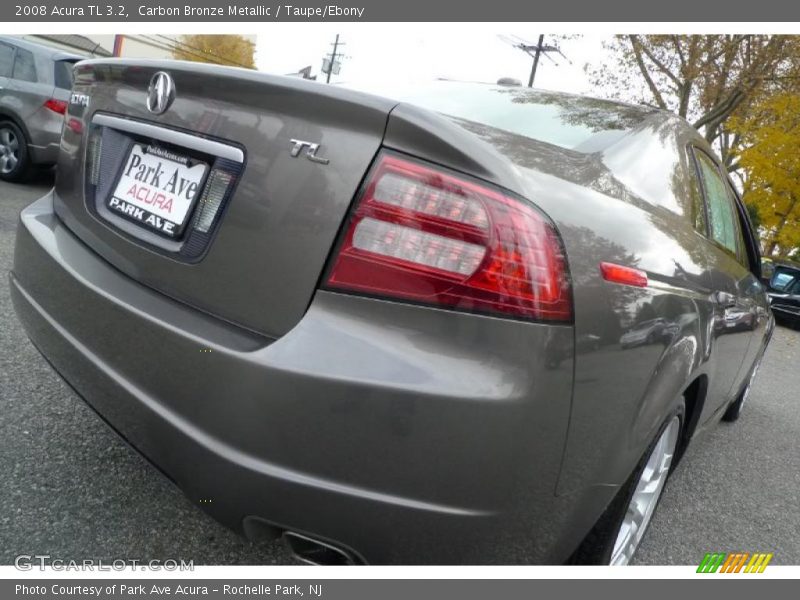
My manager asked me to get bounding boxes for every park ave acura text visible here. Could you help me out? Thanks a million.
[9,59,772,565]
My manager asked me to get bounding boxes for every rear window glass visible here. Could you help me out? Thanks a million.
[12,48,36,82]
[349,82,652,151]
[54,59,77,90]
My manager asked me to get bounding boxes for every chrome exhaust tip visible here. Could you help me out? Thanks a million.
[282,531,360,565]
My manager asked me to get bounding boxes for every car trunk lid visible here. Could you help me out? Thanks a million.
[54,59,396,337]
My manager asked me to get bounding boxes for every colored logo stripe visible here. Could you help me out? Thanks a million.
[697,553,726,573]
[697,552,773,573]
[720,553,749,573]
[745,553,773,573]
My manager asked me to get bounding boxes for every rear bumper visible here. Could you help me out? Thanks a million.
[27,108,64,166]
[28,142,60,166]
[770,303,800,326]
[11,191,590,564]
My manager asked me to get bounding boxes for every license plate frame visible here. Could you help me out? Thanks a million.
[105,143,209,239]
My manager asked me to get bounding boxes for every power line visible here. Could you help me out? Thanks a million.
[498,34,570,87]
[322,34,345,84]
[127,35,208,63]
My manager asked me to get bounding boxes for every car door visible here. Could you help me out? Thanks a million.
[692,148,759,411]
[6,44,51,121]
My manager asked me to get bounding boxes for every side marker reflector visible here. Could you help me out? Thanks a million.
[600,262,648,288]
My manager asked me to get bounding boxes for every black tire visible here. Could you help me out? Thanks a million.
[722,354,762,422]
[570,402,684,565]
[722,389,746,422]
[0,120,31,182]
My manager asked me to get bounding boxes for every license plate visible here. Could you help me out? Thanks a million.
[106,144,208,238]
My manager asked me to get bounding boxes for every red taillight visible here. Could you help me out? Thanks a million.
[600,262,648,288]
[44,98,67,115]
[324,153,572,322]
[66,118,83,134]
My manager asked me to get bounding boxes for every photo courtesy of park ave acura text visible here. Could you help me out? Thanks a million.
[1,27,798,568]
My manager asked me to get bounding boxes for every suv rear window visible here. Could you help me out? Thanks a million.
[54,59,77,90]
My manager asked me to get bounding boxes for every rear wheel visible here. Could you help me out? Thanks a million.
[0,121,30,182]
[572,406,683,565]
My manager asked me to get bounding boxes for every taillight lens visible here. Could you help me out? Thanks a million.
[44,98,68,115]
[324,153,572,322]
[66,117,83,134]
[44,98,67,115]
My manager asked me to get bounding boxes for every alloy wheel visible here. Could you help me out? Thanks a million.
[610,415,680,565]
[0,127,20,175]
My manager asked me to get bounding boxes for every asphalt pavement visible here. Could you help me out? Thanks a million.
[1,174,798,566]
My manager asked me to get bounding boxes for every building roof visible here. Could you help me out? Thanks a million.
[33,34,112,57]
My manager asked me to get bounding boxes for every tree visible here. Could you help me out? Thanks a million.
[588,35,800,169]
[171,34,255,69]
[728,92,800,256]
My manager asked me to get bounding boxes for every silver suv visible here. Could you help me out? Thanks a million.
[0,36,80,181]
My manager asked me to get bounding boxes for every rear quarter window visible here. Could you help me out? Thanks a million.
[695,151,745,259]
[54,60,77,90]
[12,47,36,82]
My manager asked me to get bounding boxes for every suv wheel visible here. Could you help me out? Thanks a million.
[0,121,30,182]
[572,405,683,565]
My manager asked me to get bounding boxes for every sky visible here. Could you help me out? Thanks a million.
[255,25,610,96]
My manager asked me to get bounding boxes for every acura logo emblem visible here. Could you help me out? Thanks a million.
[146,71,175,115]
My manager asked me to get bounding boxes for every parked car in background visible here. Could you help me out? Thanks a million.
[10,60,774,565]
[766,263,800,328]
[0,36,81,181]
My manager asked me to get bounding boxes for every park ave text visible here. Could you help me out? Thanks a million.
[16,4,365,19]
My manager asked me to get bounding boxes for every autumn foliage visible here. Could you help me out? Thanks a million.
[730,93,800,256]
[171,34,255,69]
[589,34,800,255]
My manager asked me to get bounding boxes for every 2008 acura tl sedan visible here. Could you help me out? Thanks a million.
[10,59,773,565]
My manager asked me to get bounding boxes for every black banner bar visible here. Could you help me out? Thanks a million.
[4,0,800,22]
[2,579,793,600]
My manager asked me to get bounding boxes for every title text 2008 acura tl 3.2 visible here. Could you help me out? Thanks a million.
[10,60,773,565]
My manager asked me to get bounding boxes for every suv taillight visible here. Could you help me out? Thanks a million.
[44,98,67,115]
[324,152,572,322]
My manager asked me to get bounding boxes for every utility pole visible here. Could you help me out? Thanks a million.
[324,34,345,84]
[527,34,545,87]
[498,34,568,88]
